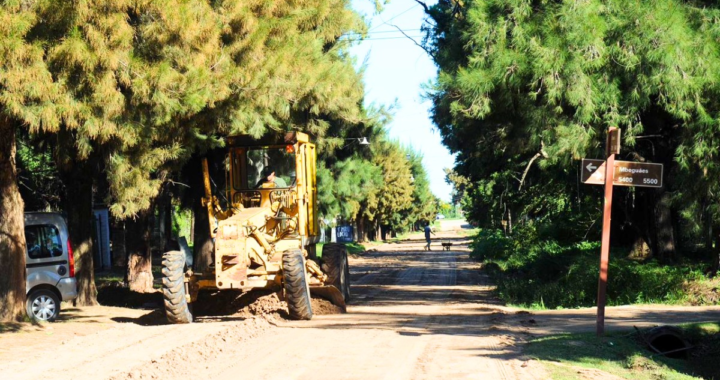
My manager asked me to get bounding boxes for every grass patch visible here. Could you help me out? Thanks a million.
[524,322,720,380]
[95,269,125,287]
[472,228,717,309]
[457,227,479,237]
[346,242,366,255]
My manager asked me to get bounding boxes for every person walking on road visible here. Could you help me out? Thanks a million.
[424,222,435,251]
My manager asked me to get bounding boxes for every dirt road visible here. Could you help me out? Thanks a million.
[2,224,719,380]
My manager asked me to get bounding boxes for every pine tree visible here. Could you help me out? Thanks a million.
[0,2,67,321]
[1,0,372,316]
[425,0,720,258]
[368,140,415,237]
[406,147,438,228]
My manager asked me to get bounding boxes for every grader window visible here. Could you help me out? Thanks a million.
[245,147,296,189]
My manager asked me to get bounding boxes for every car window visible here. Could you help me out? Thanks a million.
[25,225,63,259]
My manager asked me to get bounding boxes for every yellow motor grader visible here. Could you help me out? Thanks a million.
[162,132,350,323]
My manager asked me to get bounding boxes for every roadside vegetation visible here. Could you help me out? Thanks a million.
[471,227,720,309]
[525,323,720,380]
[317,242,366,257]
[421,0,720,308]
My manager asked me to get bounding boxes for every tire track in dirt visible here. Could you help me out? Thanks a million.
[6,226,720,380]
[140,233,523,380]
[3,229,530,380]
[1,321,235,380]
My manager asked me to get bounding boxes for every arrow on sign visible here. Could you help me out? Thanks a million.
[586,163,598,172]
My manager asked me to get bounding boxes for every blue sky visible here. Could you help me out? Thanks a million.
[349,0,456,202]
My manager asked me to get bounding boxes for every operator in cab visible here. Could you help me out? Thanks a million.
[255,167,288,188]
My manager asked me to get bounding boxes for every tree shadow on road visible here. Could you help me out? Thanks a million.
[111,309,167,326]
[97,284,163,309]
[385,236,471,245]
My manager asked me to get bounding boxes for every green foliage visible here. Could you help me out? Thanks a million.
[316,112,438,237]
[317,155,383,221]
[472,227,713,309]
[438,200,462,219]
[1,0,440,248]
[171,205,193,244]
[2,0,374,220]
[369,140,416,231]
[316,242,365,257]
[406,148,439,225]
[425,0,720,263]
[15,134,63,211]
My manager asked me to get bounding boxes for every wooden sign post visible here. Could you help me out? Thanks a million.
[596,127,618,336]
[581,129,665,336]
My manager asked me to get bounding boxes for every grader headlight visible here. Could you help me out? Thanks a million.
[221,224,239,240]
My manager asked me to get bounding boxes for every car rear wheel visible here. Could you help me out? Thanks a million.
[27,289,60,322]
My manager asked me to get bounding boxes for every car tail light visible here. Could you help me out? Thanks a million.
[67,239,75,278]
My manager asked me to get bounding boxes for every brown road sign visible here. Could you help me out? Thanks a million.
[581,159,663,188]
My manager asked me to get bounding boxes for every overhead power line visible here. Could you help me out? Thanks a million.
[346,29,423,35]
[368,4,420,32]
[343,35,425,41]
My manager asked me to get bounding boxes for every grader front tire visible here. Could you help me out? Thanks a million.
[283,249,313,320]
[162,250,193,324]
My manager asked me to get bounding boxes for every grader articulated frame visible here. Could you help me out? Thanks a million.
[162,132,350,323]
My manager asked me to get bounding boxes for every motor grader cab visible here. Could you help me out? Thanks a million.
[162,132,350,323]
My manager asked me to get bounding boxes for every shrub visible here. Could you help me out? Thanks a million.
[471,228,713,309]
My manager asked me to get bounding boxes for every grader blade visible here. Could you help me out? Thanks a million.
[310,286,346,311]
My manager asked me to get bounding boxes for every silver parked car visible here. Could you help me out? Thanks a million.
[25,212,78,322]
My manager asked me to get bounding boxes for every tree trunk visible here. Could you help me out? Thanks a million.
[112,221,127,268]
[704,203,713,252]
[712,228,719,278]
[56,129,99,305]
[507,208,513,235]
[0,120,27,322]
[630,235,651,259]
[192,196,213,274]
[653,191,676,261]
[126,210,154,293]
[375,218,381,242]
[356,218,365,243]
[63,169,98,305]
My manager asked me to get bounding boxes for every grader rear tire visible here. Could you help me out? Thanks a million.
[321,243,351,302]
[283,249,313,320]
[162,250,193,324]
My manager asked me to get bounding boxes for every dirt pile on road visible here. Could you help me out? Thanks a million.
[110,317,272,380]
[311,297,345,314]
[233,292,289,320]
[192,290,287,321]
[234,292,345,318]
[195,289,343,321]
